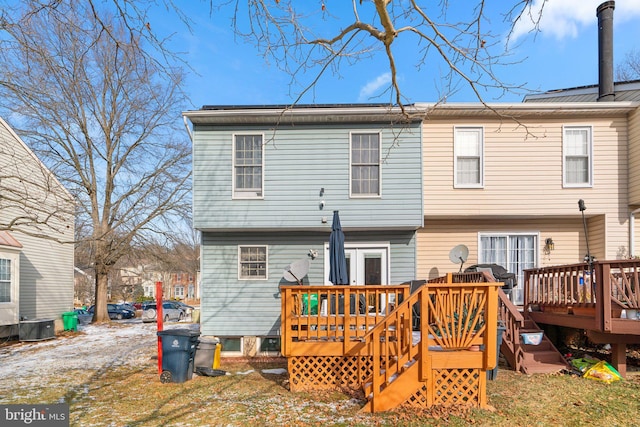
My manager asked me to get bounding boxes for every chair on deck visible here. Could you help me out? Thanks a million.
[329,293,367,315]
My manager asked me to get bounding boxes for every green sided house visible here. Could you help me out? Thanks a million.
[0,117,75,339]
[183,104,424,356]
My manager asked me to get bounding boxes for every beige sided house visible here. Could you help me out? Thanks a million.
[0,117,75,338]
[416,99,640,305]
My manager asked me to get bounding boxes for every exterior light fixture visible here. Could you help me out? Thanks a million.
[544,238,555,253]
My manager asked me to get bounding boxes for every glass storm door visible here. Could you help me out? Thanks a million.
[479,234,537,305]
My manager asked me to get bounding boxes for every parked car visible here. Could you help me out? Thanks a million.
[141,302,184,323]
[87,304,137,320]
[74,308,93,325]
[166,300,194,317]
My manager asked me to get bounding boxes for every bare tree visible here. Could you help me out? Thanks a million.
[0,1,191,322]
[5,1,543,111]
[226,0,539,111]
[616,49,640,81]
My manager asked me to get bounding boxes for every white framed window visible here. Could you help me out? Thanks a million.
[233,134,264,198]
[174,286,184,298]
[563,126,593,187]
[454,127,484,188]
[0,258,12,303]
[258,336,282,355]
[219,337,243,355]
[478,233,538,305]
[350,132,381,197]
[238,246,268,280]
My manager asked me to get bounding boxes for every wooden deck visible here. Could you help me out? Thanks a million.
[522,259,640,377]
[280,275,500,412]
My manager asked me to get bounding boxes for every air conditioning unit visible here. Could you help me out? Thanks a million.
[19,319,55,341]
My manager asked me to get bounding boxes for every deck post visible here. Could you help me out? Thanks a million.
[611,343,627,377]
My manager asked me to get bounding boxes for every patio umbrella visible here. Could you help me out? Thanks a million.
[329,210,348,285]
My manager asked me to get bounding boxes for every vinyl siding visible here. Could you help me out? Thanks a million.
[422,116,630,261]
[416,218,591,280]
[200,230,416,337]
[424,117,628,216]
[0,118,74,324]
[193,123,423,231]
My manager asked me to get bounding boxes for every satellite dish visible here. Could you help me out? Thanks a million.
[449,244,469,273]
[283,259,310,285]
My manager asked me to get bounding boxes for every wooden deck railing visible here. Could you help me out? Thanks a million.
[364,277,500,407]
[281,275,501,411]
[524,259,640,335]
[280,284,410,356]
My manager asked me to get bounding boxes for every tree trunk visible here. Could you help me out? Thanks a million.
[93,269,111,323]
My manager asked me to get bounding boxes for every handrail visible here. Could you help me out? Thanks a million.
[280,285,410,356]
[362,280,499,400]
[523,259,640,334]
[497,287,525,371]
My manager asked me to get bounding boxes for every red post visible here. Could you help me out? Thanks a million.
[156,281,163,375]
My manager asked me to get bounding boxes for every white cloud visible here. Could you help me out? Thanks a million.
[511,0,640,42]
[358,72,392,101]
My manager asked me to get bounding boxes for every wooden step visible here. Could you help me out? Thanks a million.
[521,361,568,375]
[521,340,554,351]
[522,349,566,364]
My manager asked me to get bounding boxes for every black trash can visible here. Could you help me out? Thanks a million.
[487,323,507,380]
[158,329,200,383]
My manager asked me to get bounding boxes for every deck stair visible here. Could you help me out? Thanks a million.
[514,318,569,374]
[497,286,569,375]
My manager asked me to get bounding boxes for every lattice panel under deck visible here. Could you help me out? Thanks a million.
[405,384,429,409]
[287,356,374,391]
[432,368,481,406]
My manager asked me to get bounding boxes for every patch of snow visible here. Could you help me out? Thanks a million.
[0,320,197,402]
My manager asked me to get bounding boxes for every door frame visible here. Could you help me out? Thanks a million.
[323,242,390,286]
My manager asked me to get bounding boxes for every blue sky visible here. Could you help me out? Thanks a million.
[152,1,640,109]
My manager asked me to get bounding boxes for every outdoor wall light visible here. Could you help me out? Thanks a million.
[544,238,555,253]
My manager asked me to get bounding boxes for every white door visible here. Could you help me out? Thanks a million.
[325,244,389,286]
[325,244,390,312]
[479,234,537,305]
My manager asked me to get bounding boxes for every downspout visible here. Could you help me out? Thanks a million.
[630,208,640,258]
[183,116,193,142]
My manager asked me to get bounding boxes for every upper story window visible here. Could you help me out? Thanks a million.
[563,126,593,187]
[351,132,381,196]
[238,246,268,280]
[233,134,264,198]
[0,258,12,303]
[454,127,483,188]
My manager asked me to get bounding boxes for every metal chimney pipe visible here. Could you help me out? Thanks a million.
[597,1,615,102]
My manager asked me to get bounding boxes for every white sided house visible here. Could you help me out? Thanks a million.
[0,117,75,338]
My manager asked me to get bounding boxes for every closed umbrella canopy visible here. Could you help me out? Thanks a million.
[329,210,348,285]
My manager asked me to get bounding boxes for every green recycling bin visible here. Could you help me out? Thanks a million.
[62,311,78,331]
[158,329,200,383]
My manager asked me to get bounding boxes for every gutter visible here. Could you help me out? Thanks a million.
[629,208,640,258]
[631,208,640,258]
